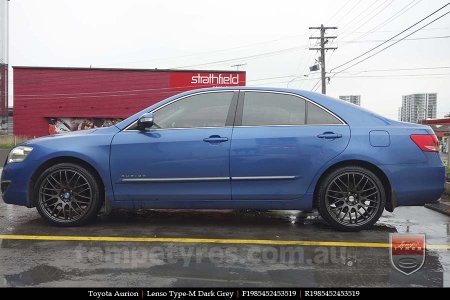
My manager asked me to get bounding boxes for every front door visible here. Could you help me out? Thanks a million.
[110,91,237,203]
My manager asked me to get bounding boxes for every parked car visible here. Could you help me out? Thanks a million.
[1,88,445,230]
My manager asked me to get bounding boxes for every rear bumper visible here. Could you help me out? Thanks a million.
[383,163,445,207]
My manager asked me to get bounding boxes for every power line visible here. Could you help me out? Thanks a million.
[341,35,450,43]
[8,45,307,85]
[345,26,450,34]
[254,71,450,85]
[332,9,450,75]
[169,44,308,69]
[311,79,321,92]
[354,0,423,41]
[295,47,316,89]
[334,73,450,78]
[331,2,450,72]
[326,0,353,24]
[247,73,449,87]
[332,0,364,27]
[93,34,308,68]
[338,0,380,33]
[330,66,450,74]
[340,0,394,38]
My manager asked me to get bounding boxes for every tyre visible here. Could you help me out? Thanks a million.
[34,162,103,226]
[316,166,386,231]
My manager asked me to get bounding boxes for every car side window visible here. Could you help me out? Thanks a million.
[129,92,234,130]
[241,92,306,126]
[306,102,342,125]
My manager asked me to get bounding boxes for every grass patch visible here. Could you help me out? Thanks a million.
[0,136,30,149]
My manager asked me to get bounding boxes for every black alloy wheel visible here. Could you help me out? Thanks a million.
[317,166,386,231]
[35,163,102,226]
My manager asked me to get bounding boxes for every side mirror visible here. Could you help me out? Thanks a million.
[137,113,154,130]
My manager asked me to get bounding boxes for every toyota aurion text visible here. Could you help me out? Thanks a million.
[1,88,445,231]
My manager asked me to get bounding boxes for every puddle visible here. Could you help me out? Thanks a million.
[4,265,65,287]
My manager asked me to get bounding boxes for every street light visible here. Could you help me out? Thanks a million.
[230,63,246,71]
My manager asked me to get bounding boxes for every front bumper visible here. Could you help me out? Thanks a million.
[1,160,37,207]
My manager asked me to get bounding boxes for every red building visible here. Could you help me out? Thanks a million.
[422,118,450,138]
[13,66,246,137]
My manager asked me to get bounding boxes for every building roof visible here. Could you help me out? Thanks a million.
[12,66,246,73]
[422,118,450,125]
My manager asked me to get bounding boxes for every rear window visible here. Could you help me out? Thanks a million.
[307,102,342,125]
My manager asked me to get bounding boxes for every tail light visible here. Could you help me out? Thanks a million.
[410,134,439,152]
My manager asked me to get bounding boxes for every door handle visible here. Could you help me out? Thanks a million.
[317,132,342,139]
[203,135,229,143]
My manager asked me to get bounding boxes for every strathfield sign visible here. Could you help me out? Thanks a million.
[170,71,245,91]
[191,73,240,85]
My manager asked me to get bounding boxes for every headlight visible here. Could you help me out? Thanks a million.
[7,146,33,164]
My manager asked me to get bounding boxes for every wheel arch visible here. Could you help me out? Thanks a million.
[28,156,105,207]
[312,159,394,212]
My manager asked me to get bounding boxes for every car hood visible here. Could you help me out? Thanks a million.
[22,126,119,146]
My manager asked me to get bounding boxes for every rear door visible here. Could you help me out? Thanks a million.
[230,91,350,200]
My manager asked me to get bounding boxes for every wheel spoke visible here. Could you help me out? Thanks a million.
[336,177,349,191]
[361,190,378,198]
[354,175,364,189]
[49,175,61,187]
[360,186,376,193]
[336,206,344,218]
[327,189,346,195]
[74,187,91,194]
[41,192,58,198]
[73,193,91,200]
[360,177,370,191]
[73,182,89,190]
[69,204,82,216]
[348,208,353,223]
[329,201,345,210]
[360,202,378,208]
[51,203,59,217]
[45,178,59,190]
[327,194,344,200]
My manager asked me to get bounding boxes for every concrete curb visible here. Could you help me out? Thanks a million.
[425,196,450,217]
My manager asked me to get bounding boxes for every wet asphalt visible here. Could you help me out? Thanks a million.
[0,197,448,287]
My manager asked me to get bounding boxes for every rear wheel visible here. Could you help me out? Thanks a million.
[35,163,103,226]
[317,166,386,231]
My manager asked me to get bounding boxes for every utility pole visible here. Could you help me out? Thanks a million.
[309,25,337,94]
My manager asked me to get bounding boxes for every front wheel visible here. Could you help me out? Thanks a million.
[317,166,386,231]
[35,163,103,226]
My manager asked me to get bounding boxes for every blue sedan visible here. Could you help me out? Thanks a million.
[1,88,445,231]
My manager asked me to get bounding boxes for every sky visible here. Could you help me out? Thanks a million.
[5,0,450,119]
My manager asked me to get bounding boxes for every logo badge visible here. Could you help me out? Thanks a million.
[390,233,425,275]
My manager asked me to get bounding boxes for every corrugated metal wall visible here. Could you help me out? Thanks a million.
[13,67,245,137]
